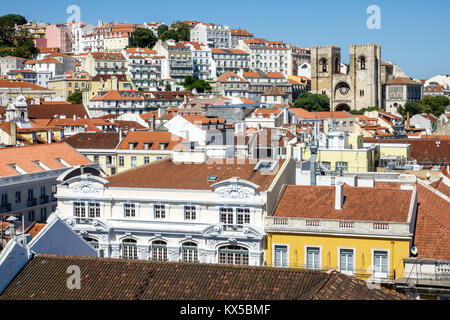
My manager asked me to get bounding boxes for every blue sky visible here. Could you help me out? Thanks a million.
[2,0,449,79]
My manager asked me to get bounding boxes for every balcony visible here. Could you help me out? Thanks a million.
[27,198,37,207]
[0,203,11,213]
[221,224,246,232]
[39,195,50,204]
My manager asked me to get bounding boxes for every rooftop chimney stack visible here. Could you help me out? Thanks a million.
[335,182,344,210]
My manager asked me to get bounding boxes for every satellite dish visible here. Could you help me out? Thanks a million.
[410,246,418,256]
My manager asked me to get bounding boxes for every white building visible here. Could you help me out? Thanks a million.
[190,23,232,49]
[239,38,290,77]
[0,56,26,76]
[183,42,215,80]
[55,156,295,265]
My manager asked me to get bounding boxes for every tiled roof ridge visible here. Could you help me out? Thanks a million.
[106,157,171,182]
[31,253,331,273]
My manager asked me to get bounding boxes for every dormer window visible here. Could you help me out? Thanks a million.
[159,143,169,150]
[128,142,137,150]
[143,142,153,150]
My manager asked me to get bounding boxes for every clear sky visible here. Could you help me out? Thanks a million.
[2,0,449,79]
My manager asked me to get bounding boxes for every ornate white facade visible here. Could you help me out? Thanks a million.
[55,159,295,266]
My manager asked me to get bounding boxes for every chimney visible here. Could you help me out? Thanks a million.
[73,114,77,121]
[119,127,123,141]
[6,216,18,240]
[150,114,155,131]
[406,112,410,129]
[335,182,344,210]
[46,130,52,144]
[9,121,17,146]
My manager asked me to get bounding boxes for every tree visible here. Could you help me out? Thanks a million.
[0,14,27,27]
[128,27,158,48]
[67,91,83,104]
[165,83,172,91]
[157,24,169,37]
[159,29,179,42]
[181,75,211,93]
[174,23,190,41]
[421,96,449,117]
[348,106,379,115]
[397,101,423,118]
[291,92,330,112]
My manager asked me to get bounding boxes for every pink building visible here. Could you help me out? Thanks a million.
[45,24,72,53]
[33,38,47,50]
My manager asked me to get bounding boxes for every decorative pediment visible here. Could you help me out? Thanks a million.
[66,175,107,197]
[211,177,259,201]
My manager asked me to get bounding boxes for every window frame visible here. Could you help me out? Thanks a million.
[273,243,289,268]
[338,247,356,276]
[305,245,322,270]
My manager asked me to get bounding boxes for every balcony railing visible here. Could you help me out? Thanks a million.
[39,195,50,204]
[27,198,37,207]
[221,224,246,232]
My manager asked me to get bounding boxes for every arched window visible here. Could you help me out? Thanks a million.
[182,242,198,263]
[218,245,249,265]
[360,56,366,70]
[319,58,328,72]
[122,238,137,260]
[151,240,168,261]
[334,57,340,73]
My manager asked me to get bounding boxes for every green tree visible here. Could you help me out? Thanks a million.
[348,106,380,115]
[181,75,211,93]
[165,83,172,91]
[0,14,27,27]
[397,101,423,118]
[421,96,449,117]
[159,29,179,42]
[128,27,158,48]
[157,24,169,38]
[67,91,83,104]
[175,23,190,41]
[291,92,330,112]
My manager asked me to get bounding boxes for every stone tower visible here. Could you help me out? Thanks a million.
[311,44,382,111]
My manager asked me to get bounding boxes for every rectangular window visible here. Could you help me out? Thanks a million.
[340,249,354,274]
[40,186,46,197]
[154,204,166,219]
[40,207,47,222]
[28,210,35,222]
[220,208,233,225]
[28,188,34,201]
[131,156,137,168]
[74,202,86,218]
[274,245,288,267]
[88,203,100,218]
[184,205,196,220]
[15,191,21,203]
[124,203,135,218]
[306,247,321,269]
[374,251,388,277]
[1,193,7,205]
[236,208,250,225]
[118,156,124,167]
[144,156,150,165]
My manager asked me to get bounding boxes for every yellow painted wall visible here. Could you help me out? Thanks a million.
[116,153,169,173]
[266,233,410,280]
[301,147,376,172]
[378,145,410,160]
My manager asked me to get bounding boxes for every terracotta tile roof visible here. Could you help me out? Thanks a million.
[182,115,225,126]
[267,72,284,79]
[28,104,88,119]
[216,72,247,83]
[0,80,49,91]
[253,108,283,118]
[91,52,126,61]
[289,108,317,119]
[312,111,353,119]
[106,158,284,191]
[363,138,450,164]
[117,131,184,151]
[230,29,254,37]
[123,48,157,55]
[0,255,408,300]
[0,142,92,177]
[273,185,413,223]
[47,118,112,132]
[26,223,46,238]
[420,114,438,123]
[211,48,249,55]
[112,120,147,130]
[429,179,450,198]
[413,183,450,260]
[0,122,12,135]
[386,77,421,86]
[91,90,144,101]
[63,132,120,150]
[377,110,401,119]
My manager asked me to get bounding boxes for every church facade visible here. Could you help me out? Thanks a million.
[310,44,384,111]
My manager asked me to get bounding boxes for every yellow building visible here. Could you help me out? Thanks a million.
[265,184,417,283]
[47,72,91,100]
[82,74,134,105]
[115,130,184,173]
[295,130,377,172]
